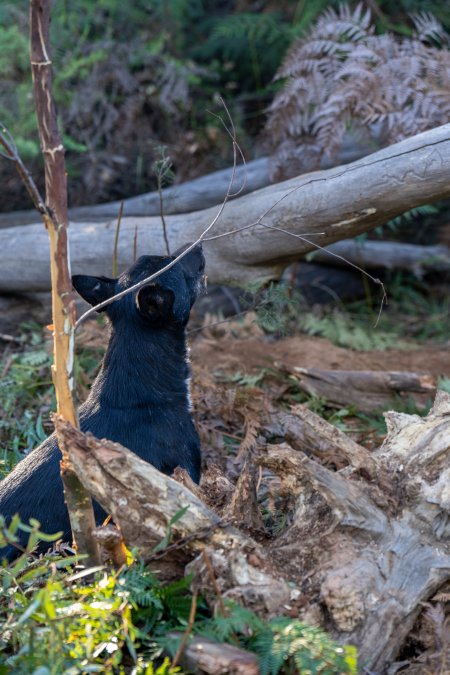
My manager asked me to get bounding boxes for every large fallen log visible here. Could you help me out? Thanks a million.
[1,124,450,292]
[312,239,450,275]
[284,368,437,412]
[0,131,375,228]
[0,158,269,228]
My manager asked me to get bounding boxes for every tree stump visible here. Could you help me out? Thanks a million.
[259,392,450,670]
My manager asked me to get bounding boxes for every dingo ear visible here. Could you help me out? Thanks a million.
[136,284,175,322]
[72,275,116,310]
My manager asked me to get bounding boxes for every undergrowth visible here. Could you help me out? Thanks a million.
[253,271,450,348]
[0,518,358,674]
[0,321,104,477]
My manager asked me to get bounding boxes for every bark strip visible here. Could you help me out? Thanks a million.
[29,0,99,564]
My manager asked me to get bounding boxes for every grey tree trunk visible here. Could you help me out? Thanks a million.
[1,124,450,292]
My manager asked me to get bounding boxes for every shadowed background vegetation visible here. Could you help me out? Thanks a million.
[1,0,449,210]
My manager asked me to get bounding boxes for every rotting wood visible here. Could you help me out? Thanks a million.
[55,388,450,672]
[222,460,265,532]
[55,417,294,613]
[167,633,260,675]
[269,404,378,474]
[284,368,437,412]
[1,124,450,291]
[259,391,450,671]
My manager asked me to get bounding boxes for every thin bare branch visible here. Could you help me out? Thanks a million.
[112,201,124,276]
[75,98,241,329]
[0,124,47,214]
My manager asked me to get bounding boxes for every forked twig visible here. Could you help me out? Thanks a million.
[0,124,46,215]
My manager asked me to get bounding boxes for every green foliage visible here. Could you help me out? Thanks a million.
[372,204,440,239]
[194,12,292,92]
[299,311,404,351]
[0,321,105,476]
[383,275,450,342]
[0,327,53,465]
[0,520,357,673]
[1,551,135,673]
[252,280,411,350]
[0,520,189,673]
[255,283,302,335]
[249,616,357,675]
[438,377,450,394]
[192,602,358,675]
[251,275,449,351]
[123,561,194,649]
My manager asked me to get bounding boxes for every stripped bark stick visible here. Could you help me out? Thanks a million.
[29,0,99,564]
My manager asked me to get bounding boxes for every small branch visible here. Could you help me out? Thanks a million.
[112,201,124,276]
[153,147,173,256]
[171,591,198,668]
[0,124,47,215]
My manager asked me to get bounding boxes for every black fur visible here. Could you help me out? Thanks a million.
[0,244,205,559]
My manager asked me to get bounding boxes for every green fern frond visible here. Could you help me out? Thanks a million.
[19,350,51,367]
[249,617,357,675]
[299,312,402,351]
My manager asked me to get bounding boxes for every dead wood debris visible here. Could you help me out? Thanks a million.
[283,366,437,413]
[57,390,450,673]
[168,633,260,675]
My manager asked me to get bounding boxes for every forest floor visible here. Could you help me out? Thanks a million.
[1,291,450,672]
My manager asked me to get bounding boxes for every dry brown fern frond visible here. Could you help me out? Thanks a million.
[267,5,450,181]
